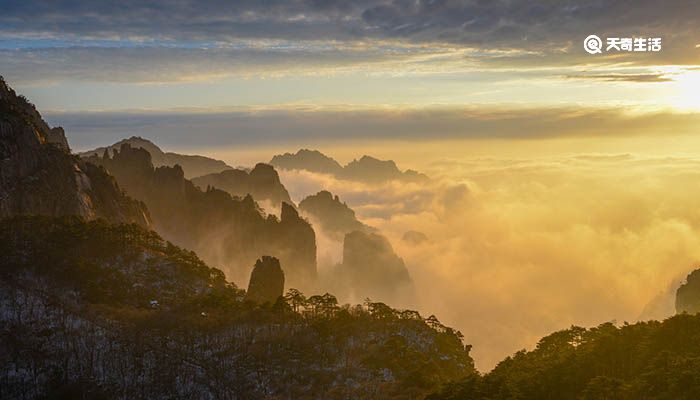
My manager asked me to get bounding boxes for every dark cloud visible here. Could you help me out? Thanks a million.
[1,0,698,67]
[44,106,700,151]
[565,73,673,82]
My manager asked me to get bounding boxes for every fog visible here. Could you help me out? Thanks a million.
[273,153,700,370]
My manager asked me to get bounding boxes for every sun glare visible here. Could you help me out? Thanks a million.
[670,70,700,110]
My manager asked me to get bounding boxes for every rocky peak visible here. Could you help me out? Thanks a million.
[246,256,285,304]
[191,162,293,207]
[0,78,148,226]
[299,190,370,238]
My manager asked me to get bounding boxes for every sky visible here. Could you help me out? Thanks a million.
[1,0,699,152]
[3,0,700,371]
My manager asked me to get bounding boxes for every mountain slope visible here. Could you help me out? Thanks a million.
[428,316,700,400]
[80,136,232,179]
[0,216,475,399]
[0,77,150,226]
[84,144,316,288]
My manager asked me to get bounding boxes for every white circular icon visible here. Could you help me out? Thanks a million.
[584,34,603,54]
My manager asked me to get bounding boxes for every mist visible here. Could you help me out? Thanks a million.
[272,152,700,370]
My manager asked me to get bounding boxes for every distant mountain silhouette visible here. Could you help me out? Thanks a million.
[0,77,149,226]
[270,149,429,183]
[270,149,343,175]
[84,144,316,288]
[299,190,373,239]
[192,163,293,207]
[80,136,232,179]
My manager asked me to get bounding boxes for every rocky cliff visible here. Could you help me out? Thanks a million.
[84,144,316,288]
[246,256,285,304]
[192,163,293,207]
[80,136,232,179]
[0,77,149,226]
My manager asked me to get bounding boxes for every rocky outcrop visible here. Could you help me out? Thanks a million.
[246,256,285,304]
[80,136,232,178]
[84,145,316,288]
[0,77,149,226]
[270,149,428,183]
[676,268,700,314]
[340,231,413,301]
[192,163,293,207]
[299,190,371,239]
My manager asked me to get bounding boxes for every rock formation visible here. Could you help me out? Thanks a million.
[246,256,285,304]
[340,231,413,301]
[80,136,232,178]
[192,163,293,207]
[676,268,700,314]
[270,149,428,183]
[0,77,150,226]
[299,190,371,239]
[84,144,316,288]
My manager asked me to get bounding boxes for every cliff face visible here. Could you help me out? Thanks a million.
[299,190,372,239]
[192,163,293,207]
[84,144,316,288]
[0,77,150,226]
[80,136,232,179]
[246,256,285,304]
[340,231,413,301]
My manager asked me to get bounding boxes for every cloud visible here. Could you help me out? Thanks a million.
[1,0,698,77]
[275,152,700,370]
[45,106,700,152]
[565,73,673,83]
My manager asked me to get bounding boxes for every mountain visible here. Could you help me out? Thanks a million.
[0,215,475,399]
[270,148,343,175]
[0,77,149,226]
[270,149,429,183]
[341,155,429,183]
[299,190,372,239]
[192,163,293,207]
[80,136,232,179]
[428,315,700,400]
[83,144,316,288]
[676,268,700,315]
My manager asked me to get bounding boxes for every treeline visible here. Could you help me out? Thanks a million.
[0,216,475,399]
[428,315,700,400]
